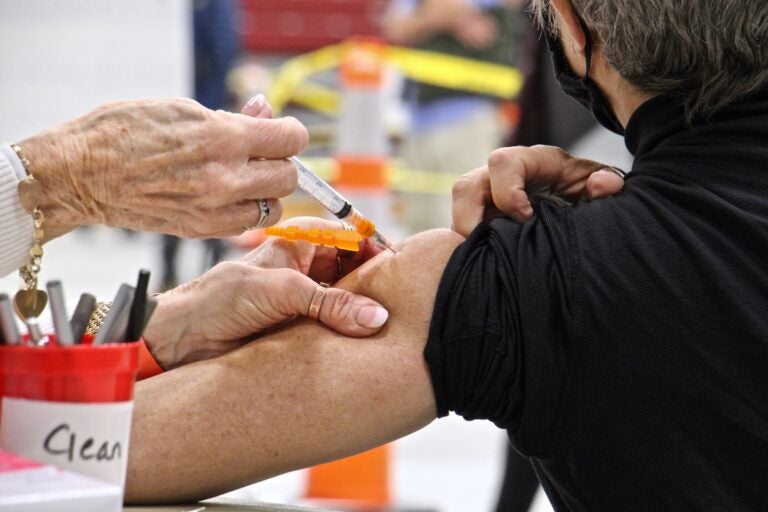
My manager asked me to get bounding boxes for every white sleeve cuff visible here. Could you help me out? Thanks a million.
[0,144,34,278]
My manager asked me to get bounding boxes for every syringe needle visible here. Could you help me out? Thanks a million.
[290,156,397,253]
[372,230,397,254]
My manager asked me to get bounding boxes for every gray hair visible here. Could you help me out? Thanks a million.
[530,0,768,119]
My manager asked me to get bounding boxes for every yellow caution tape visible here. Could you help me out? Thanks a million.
[388,162,456,195]
[290,82,340,116]
[299,157,456,196]
[269,44,343,115]
[268,41,523,115]
[387,46,523,100]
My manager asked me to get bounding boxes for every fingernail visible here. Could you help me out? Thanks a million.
[356,305,389,329]
[599,167,626,179]
[245,93,265,112]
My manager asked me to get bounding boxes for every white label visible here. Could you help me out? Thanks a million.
[0,398,133,488]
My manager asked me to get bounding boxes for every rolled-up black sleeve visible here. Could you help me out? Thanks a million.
[425,208,581,453]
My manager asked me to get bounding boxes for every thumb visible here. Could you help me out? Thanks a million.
[290,273,389,337]
[317,287,390,337]
[586,169,625,200]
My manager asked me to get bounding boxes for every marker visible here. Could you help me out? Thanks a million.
[47,280,75,345]
[138,295,158,340]
[25,317,47,346]
[94,284,134,345]
[126,269,150,342]
[0,293,21,345]
[70,293,96,344]
[121,295,156,344]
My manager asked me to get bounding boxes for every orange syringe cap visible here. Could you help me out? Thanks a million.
[265,226,364,252]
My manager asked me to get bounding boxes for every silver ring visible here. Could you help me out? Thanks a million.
[254,199,271,229]
[242,199,271,231]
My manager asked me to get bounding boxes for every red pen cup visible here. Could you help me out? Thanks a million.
[0,334,138,491]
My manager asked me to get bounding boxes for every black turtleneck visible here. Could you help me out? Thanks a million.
[425,90,768,511]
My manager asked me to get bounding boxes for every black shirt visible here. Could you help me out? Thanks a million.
[425,90,768,511]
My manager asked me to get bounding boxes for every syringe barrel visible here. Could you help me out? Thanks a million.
[293,157,349,215]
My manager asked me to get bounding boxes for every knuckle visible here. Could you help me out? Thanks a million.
[251,117,308,156]
[488,147,516,169]
[534,144,569,161]
[280,116,309,153]
[452,174,478,197]
[264,161,298,196]
[325,290,357,323]
[214,261,244,278]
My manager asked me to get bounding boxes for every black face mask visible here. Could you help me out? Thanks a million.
[543,20,625,135]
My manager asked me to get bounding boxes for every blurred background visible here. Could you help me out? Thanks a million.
[0,1,632,510]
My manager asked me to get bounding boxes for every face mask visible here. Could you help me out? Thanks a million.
[543,19,625,135]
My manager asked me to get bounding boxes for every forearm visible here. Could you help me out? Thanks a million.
[17,122,92,239]
[125,229,464,504]
[127,320,434,503]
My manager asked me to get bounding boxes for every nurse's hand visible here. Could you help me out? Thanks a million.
[143,217,387,370]
[451,145,626,236]
[17,96,307,241]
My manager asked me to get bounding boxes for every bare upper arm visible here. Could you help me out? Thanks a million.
[125,228,465,503]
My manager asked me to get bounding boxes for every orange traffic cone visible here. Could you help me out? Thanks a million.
[305,445,391,508]
[334,37,396,236]
[303,38,395,510]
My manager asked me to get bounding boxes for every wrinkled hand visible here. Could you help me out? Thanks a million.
[143,217,387,370]
[452,145,626,236]
[19,96,307,240]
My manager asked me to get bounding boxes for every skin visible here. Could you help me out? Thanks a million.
[449,0,653,235]
[123,0,649,501]
[16,96,308,242]
[452,145,627,235]
[13,96,392,339]
[126,227,465,503]
[143,218,390,370]
[120,3,768,508]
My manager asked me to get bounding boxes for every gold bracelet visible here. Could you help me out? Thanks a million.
[86,301,113,335]
[10,143,48,320]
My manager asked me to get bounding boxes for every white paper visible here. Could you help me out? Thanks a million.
[0,464,121,512]
[0,398,133,488]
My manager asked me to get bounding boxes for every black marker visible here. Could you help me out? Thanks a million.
[126,269,150,342]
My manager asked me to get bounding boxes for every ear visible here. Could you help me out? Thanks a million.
[550,0,588,54]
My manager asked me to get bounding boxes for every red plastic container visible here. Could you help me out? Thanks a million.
[0,335,139,488]
[240,0,387,53]
[0,335,138,418]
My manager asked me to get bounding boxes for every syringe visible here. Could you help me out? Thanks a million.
[290,156,397,253]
